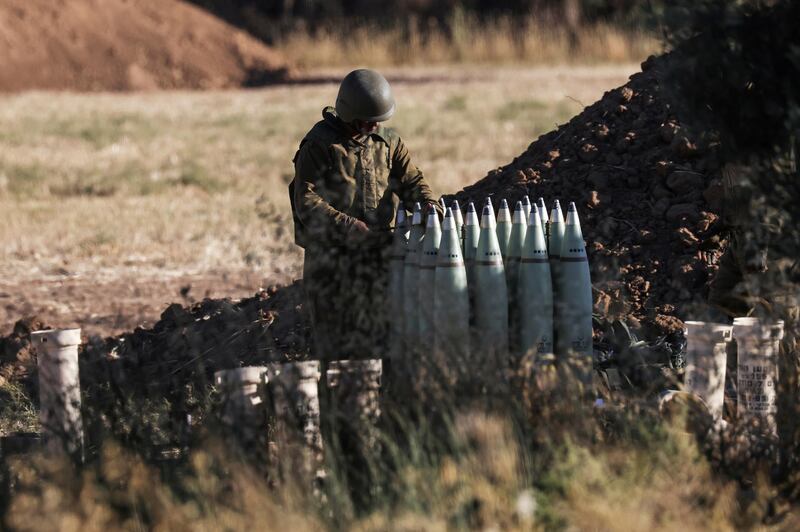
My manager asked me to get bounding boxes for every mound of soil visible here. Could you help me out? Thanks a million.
[89,281,310,386]
[449,54,724,337]
[0,0,293,92]
[0,283,308,395]
[0,316,48,388]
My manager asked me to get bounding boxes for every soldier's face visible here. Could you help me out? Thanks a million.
[353,119,379,136]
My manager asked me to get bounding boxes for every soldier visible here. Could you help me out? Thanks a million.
[290,69,441,361]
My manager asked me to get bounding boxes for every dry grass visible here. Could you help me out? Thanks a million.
[4,406,792,531]
[276,14,659,69]
[0,66,636,284]
[0,380,37,435]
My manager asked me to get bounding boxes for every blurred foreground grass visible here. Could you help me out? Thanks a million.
[0,66,634,281]
[3,389,792,531]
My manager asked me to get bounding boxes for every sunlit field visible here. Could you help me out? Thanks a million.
[0,65,636,336]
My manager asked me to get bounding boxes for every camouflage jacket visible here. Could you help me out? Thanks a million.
[291,107,439,248]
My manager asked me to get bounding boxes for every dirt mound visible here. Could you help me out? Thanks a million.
[0,284,309,445]
[0,282,308,402]
[75,282,309,393]
[449,54,724,337]
[0,316,48,388]
[0,0,293,92]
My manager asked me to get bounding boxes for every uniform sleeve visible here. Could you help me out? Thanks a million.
[294,140,358,243]
[391,137,443,217]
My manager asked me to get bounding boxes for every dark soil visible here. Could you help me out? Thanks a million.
[91,280,310,377]
[0,317,47,388]
[448,54,725,337]
[0,282,308,399]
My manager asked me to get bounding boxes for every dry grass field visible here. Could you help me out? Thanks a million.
[276,17,657,68]
[0,65,637,337]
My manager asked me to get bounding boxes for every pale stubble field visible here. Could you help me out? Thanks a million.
[0,65,637,337]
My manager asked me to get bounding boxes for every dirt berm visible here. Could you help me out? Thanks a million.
[0,0,293,91]
[450,54,724,338]
[1,55,724,392]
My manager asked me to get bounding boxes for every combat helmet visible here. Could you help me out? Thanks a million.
[335,69,396,123]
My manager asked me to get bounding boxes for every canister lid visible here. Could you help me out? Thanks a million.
[30,328,82,348]
[214,366,268,386]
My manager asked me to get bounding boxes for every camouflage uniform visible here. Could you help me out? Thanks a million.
[291,106,440,360]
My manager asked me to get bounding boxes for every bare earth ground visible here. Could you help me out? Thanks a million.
[0,65,637,339]
[0,0,291,91]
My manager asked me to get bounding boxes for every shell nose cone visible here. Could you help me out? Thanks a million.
[521,195,532,220]
[442,207,456,230]
[537,198,549,222]
[481,201,497,229]
[412,202,423,224]
[550,199,564,224]
[513,201,525,223]
[497,200,511,222]
[528,204,541,226]
[565,201,580,226]
[561,205,586,259]
[465,202,479,225]
[427,205,441,228]
[452,200,464,226]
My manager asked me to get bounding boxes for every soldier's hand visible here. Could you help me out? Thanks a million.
[348,220,370,238]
